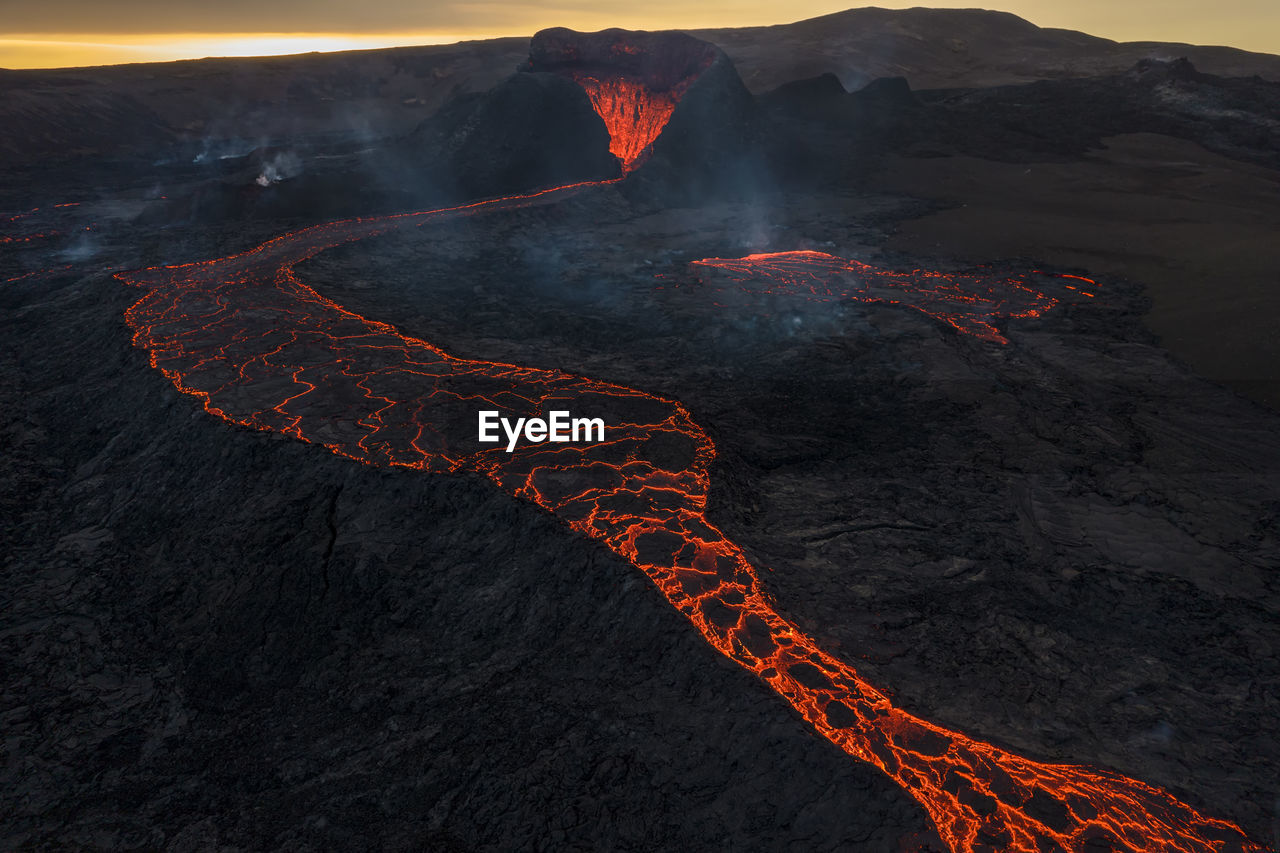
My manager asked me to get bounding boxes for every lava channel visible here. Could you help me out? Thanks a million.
[691,250,1084,343]
[118,188,1260,852]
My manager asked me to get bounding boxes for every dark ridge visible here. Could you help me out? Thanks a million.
[1127,56,1208,83]
[853,76,921,109]
[759,72,849,111]
[523,26,719,91]
[438,71,620,197]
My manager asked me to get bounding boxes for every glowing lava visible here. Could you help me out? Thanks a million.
[4,266,72,284]
[571,75,684,171]
[526,28,717,172]
[1,206,76,246]
[117,192,1259,852]
[691,250,1083,343]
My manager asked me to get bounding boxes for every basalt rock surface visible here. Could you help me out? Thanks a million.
[625,46,762,206]
[524,27,721,91]
[911,58,1280,168]
[3,23,1280,853]
[434,71,621,197]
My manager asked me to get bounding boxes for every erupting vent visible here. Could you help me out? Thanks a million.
[525,27,717,172]
[570,75,684,171]
[117,183,1260,852]
[691,250,1083,343]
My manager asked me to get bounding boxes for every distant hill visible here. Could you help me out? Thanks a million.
[695,7,1280,91]
[0,38,531,167]
[3,7,1280,167]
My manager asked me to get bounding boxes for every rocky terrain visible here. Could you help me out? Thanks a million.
[6,7,1280,169]
[3,12,1279,852]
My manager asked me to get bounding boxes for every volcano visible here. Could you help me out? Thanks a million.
[3,11,1280,853]
[525,28,720,172]
[103,35,1265,853]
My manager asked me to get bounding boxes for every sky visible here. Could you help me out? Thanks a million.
[2,0,1278,69]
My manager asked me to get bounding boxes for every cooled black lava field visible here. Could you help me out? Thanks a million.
[3,14,1279,853]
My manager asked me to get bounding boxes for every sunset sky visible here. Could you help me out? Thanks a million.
[3,0,1278,69]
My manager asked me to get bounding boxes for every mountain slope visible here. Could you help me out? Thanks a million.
[3,8,1279,168]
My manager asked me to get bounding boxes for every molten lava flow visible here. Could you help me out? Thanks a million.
[690,250,1083,344]
[571,74,682,171]
[118,188,1259,853]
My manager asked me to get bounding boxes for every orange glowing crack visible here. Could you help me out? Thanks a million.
[689,250,1083,344]
[2,203,84,246]
[116,190,1259,852]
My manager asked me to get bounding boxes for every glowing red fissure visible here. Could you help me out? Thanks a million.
[1,204,94,265]
[571,74,685,172]
[4,265,72,284]
[0,233,61,244]
[117,185,1260,853]
[691,250,1082,344]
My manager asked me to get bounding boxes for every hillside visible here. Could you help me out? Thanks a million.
[4,7,1280,167]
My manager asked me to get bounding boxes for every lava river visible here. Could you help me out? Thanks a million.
[117,185,1261,852]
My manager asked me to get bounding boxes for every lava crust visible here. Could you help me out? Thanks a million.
[118,182,1261,852]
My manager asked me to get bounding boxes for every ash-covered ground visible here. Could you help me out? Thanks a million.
[3,17,1280,853]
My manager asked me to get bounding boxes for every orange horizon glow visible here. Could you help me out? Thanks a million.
[0,32,498,70]
[2,1,1278,71]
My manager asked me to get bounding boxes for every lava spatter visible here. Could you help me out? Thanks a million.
[691,250,1083,343]
[118,190,1259,851]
